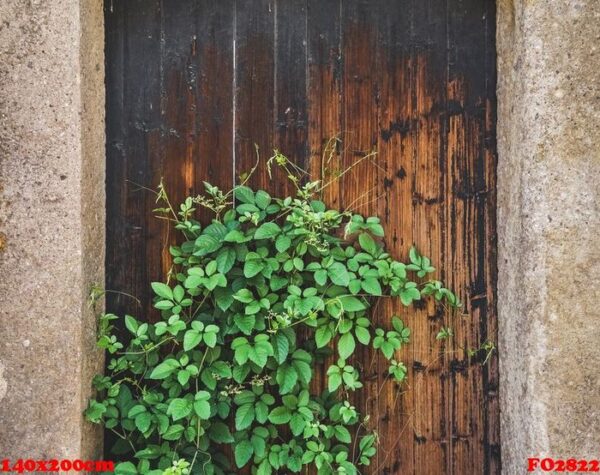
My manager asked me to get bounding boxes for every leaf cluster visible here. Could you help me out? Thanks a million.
[86,179,459,475]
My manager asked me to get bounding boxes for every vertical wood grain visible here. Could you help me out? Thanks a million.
[412,2,450,473]
[306,0,342,414]
[445,1,499,473]
[273,0,308,195]
[234,0,275,188]
[105,1,498,472]
[105,0,162,321]
[374,1,417,472]
[194,0,235,218]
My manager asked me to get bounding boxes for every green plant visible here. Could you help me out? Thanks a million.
[86,165,459,475]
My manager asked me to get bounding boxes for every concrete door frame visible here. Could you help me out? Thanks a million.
[0,1,598,473]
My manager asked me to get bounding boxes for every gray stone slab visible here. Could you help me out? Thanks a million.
[0,0,105,460]
[497,0,600,471]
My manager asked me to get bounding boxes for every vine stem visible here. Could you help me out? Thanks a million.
[118,337,175,356]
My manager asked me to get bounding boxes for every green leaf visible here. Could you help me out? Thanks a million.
[234,314,256,335]
[257,459,272,475]
[275,234,292,252]
[128,404,146,418]
[114,462,137,475]
[183,330,202,351]
[296,297,317,316]
[203,330,217,348]
[193,400,211,420]
[392,316,404,333]
[254,190,272,209]
[355,326,371,345]
[233,341,250,365]
[335,425,352,443]
[134,412,152,433]
[361,277,382,296]
[216,247,236,274]
[290,413,306,436]
[400,287,421,306]
[134,446,161,461]
[235,440,254,468]
[149,359,179,379]
[314,269,328,286]
[234,288,254,303]
[338,332,356,359]
[349,279,362,295]
[409,246,421,265]
[268,406,292,425]
[339,295,367,312]
[273,333,289,364]
[326,300,343,318]
[224,229,246,243]
[276,364,298,394]
[358,233,378,255]
[315,326,332,348]
[235,403,255,430]
[172,285,184,302]
[293,360,312,384]
[204,222,228,241]
[177,369,191,386]
[328,262,350,287]
[167,398,192,421]
[154,300,174,310]
[254,222,281,240]
[245,301,261,315]
[208,421,235,443]
[270,275,288,291]
[244,259,264,278]
[255,401,269,424]
[124,315,138,335]
[184,274,203,289]
[328,373,342,392]
[162,424,184,441]
[85,401,106,422]
[249,341,272,367]
[151,282,172,300]
[195,235,222,256]
[214,287,234,311]
[381,341,395,359]
[235,186,255,204]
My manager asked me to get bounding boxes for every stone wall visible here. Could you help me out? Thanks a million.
[497,0,600,471]
[0,0,104,460]
[0,0,599,472]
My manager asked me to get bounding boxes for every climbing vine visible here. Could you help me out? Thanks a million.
[86,157,459,475]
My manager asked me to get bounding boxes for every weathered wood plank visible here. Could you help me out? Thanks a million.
[446,0,499,473]
[306,0,342,418]
[273,0,308,196]
[105,1,498,472]
[194,0,235,217]
[105,0,162,320]
[307,0,342,207]
[373,1,417,472]
[234,0,275,188]
[410,2,450,473]
[339,4,381,474]
[154,0,200,321]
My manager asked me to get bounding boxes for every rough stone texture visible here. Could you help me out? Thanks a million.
[497,0,600,472]
[0,0,104,459]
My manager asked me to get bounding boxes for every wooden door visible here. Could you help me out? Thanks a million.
[105,1,499,473]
